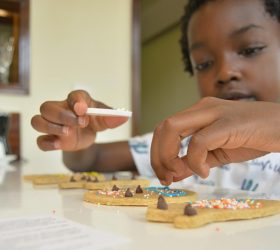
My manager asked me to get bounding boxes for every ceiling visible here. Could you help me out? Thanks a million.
[141,0,188,43]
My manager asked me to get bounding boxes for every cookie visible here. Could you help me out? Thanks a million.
[26,174,70,185]
[59,176,150,190]
[146,197,280,229]
[58,174,101,189]
[84,179,151,190]
[24,174,67,182]
[84,186,197,206]
[30,172,105,186]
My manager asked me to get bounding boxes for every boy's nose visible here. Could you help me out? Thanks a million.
[216,57,241,85]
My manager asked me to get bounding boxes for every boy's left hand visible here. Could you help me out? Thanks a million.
[151,97,280,186]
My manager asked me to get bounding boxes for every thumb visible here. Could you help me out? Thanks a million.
[67,90,95,116]
[103,116,129,129]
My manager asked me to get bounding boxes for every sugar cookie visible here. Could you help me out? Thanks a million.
[84,186,197,206]
[146,197,280,228]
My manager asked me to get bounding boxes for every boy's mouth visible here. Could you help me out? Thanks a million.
[221,93,257,101]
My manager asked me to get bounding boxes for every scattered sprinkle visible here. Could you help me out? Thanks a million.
[191,198,262,209]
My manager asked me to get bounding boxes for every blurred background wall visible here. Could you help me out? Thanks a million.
[0,0,200,170]
[140,0,199,134]
[0,0,132,169]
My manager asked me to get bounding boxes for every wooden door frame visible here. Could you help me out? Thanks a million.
[0,0,30,95]
[131,0,141,136]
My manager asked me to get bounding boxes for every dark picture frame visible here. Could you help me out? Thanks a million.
[131,0,141,136]
[0,0,29,95]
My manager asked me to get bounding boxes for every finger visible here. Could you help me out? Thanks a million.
[206,148,266,167]
[151,102,220,183]
[172,168,193,182]
[100,116,129,129]
[173,97,224,137]
[173,148,263,182]
[67,90,128,130]
[153,107,218,175]
[151,124,174,185]
[31,115,69,136]
[86,115,129,134]
[185,120,232,178]
[157,102,220,154]
[185,119,251,177]
[40,101,84,127]
[37,135,61,151]
[175,97,222,115]
[67,90,94,115]
[67,90,112,115]
[185,135,210,178]
[161,172,174,186]
[151,124,167,182]
[174,106,219,137]
[182,119,266,178]
[159,159,184,186]
[152,128,187,185]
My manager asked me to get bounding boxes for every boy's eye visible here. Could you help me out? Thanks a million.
[239,46,266,57]
[194,61,213,72]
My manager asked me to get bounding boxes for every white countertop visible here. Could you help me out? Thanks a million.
[1,161,280,250]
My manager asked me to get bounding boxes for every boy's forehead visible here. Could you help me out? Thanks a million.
[187,0,274,41]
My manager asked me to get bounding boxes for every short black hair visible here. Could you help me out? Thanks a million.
[180,0,280,75]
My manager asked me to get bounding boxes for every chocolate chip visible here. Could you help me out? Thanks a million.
[184,204,197,216]
[112,185,119,191]
[125,188,133,197]
[69,176,76,182]
[135,185,143,193]
[73,173,82,180]
[131,173,137,180]
[157,195,168,210]
[90,176,99,182]
[81,175,87,181]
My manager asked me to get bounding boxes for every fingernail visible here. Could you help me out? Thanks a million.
[160,180,170,186]
[171,171,181,178]
[54,140,60,149]
[62,126,69,135]
[78,117,85,126]
[198,163,210,178]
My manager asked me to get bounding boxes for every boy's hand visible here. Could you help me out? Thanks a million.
[31,90,129,151]
[151,97,280,186]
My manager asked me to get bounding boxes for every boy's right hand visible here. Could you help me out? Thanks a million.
[151,97,280,186]
[31,90,129,151]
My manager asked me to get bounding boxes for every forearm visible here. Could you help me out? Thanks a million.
[63,141,137,173]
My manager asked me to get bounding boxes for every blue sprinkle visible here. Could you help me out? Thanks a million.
[144,186,187,197]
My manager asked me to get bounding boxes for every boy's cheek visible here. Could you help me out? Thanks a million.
[197,81,217,98]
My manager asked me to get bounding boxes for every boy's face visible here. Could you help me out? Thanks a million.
[188,0,280,102]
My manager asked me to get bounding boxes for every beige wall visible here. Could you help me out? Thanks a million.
[140,24,200,134]
[0,0,132,169]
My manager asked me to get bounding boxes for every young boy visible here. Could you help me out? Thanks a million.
[31,0,280,196]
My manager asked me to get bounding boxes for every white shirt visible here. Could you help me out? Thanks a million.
[129,133,280,196]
